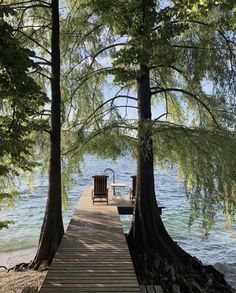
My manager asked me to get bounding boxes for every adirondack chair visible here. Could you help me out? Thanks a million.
[92,175,109,204]
[129,175,136,204]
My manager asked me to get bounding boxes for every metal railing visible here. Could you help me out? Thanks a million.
[103,168,115,195]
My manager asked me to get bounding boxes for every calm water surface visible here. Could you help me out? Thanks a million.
[0,154,235,287]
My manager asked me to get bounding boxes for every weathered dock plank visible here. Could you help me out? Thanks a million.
[39,186,141,292]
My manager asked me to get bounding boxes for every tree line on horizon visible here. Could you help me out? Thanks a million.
[1,0,236,291]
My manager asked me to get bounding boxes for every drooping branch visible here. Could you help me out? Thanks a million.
[16,29,51,55]
[63,55,94,78]
[217,30,236,82]
[68,66,112,99]
[61,24,103,59]
[86,42,126,76]
[152,112,169,123]
[91,42,126,61]
[151,87,219,128]
[63,122,137,156]
[86,123,137,142]
[150,64,192,84]
[63,101,138,133]
[33,69,51,80]
[64,40,128,99]
[61,16,102,59]
[80,95,137,129]
[33,55,51,66]
[153,122,207,154]
[84,105,138,131]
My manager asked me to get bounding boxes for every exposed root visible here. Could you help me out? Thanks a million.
[0,265,8,271]
[30,260,49,271]
[126,236,235,292]
[7,262,31,272]
[5,260,48,273]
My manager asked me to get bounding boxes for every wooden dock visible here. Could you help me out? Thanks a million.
[39,186,142,292]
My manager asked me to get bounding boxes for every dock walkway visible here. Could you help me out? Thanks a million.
[39,186,141,292]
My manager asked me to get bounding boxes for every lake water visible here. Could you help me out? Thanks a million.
[0,154,235,287]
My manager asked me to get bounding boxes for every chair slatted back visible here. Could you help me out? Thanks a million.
[93,175,108,196]
[131,175,136,197]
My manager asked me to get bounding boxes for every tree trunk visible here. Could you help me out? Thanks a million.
[129,64,183,258]
[127,64,234,292]
[33,0,64,267]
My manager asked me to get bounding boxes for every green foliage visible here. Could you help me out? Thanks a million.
[0,220,15,229]
[0,7,48,229]
[81,123,135,159]
[153,125,236,229]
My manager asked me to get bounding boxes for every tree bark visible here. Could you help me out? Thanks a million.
[130,63,157,249]
[33,0,64,267]
[129,64,181,257]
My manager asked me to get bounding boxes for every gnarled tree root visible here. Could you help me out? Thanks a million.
[126,237,235,292]
[5,260,48,272]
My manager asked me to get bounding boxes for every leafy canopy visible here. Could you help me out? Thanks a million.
[0,6,48,228]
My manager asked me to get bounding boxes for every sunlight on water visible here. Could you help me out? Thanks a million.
[0,154,235,287]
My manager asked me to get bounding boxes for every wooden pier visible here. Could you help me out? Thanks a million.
[39,186,142,292]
